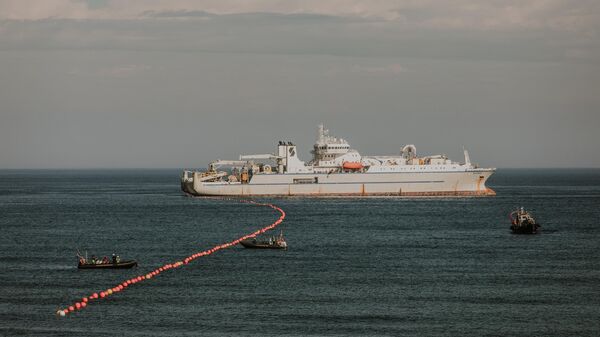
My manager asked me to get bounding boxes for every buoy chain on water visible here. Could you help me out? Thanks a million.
[56,198,285,317]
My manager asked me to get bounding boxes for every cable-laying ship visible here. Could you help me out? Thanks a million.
[181,125,495,197]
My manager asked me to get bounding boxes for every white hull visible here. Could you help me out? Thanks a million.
[185,169,495,197]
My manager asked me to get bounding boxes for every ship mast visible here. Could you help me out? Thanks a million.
[317,123,325,143]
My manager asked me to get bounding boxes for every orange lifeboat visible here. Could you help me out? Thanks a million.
[342,162,363,170]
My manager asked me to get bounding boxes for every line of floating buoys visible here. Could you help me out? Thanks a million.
[56,198,285,317]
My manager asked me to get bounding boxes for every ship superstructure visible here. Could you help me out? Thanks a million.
[181,125,495,197]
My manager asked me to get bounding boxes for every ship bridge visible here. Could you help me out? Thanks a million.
[310,124,361,167]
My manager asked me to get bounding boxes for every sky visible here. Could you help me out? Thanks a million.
[1,0,599,169]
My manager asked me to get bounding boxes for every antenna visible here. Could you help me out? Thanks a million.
[463,147,471,167]
[317,124,324,142]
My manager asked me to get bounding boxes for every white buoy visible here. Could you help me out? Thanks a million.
[57,310,65,317]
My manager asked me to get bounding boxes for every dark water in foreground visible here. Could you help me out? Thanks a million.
[1,169,599,336]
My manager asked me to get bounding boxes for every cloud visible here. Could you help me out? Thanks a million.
[0,0,599,34]
[0,0,90,20]
[349,64,406,75]
[0,1,598,66]
[141,10,216,19]
[68,64,152,78]
[324,63,407,79]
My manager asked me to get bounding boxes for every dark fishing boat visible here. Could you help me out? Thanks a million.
[240,232,287,250]
[509,207,541,234]
[78,260,138,269]
[77,253,137,269]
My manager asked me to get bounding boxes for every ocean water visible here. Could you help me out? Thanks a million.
[1,169,599,336]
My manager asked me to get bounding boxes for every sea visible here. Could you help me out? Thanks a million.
[0,169,599,336]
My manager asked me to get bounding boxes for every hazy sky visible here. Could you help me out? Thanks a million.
[1,0,599,169]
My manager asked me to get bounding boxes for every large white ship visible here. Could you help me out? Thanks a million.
[181,125,495,197]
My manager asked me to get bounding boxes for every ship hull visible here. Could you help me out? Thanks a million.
[184,170,495,197]
[239,239,287,249]
[78,260,138,269]
[510,223,541,234]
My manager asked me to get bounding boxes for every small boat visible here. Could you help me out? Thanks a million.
[77,253,138,269]
[240,232,287,250]
[78,260,138,269]
[509,207,541,234]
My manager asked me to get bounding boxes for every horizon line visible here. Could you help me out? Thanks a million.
[1,167,600,170]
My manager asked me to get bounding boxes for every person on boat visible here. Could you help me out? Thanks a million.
[112,254,117,264]
[116,255,121,263]
[91,255,97,264]
[102,256,109,264]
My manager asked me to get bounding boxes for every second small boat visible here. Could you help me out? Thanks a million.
[77,253,138,269]
[509,207,541,234]
[240,232,287,250]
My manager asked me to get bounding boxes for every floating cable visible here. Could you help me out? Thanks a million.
[56,199,285,317]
